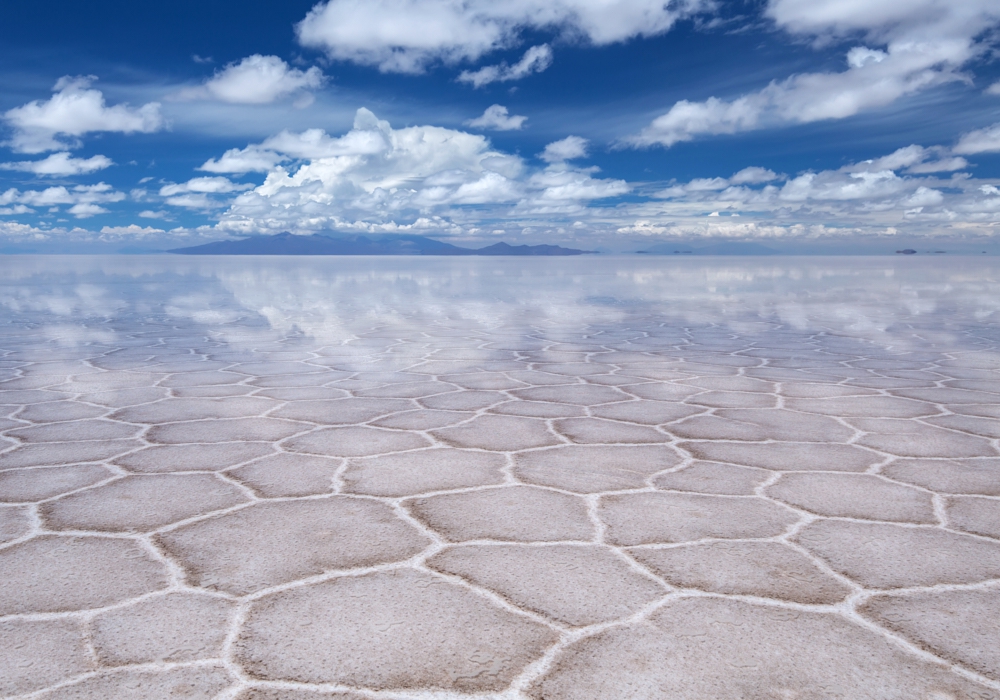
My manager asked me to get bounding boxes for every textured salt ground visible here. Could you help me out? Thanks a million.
[2,258,1000,699]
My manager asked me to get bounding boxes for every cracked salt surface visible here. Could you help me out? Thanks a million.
[1,254,999,699]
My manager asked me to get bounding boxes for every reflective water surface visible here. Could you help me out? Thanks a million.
[1,255,999,699]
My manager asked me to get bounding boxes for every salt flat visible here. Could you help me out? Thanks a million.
[1,255,999,699]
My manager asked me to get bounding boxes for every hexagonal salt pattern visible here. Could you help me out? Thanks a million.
[3,255,1000,699]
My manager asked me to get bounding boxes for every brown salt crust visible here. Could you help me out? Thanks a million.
[489,400,587,418]
[783,395,937,418]
[0,535,168,614]
[686,391,778,408]
[235,690,373,700]
[881,458,1000,495]
[0,505,32,543]
[623,383,702,401]
[528,597,996,700]
[157,498,431,595]
[285,426,431,458]
[147,417,310,444]
[679,440,879,472]
[509,384,629,406]
[766,472,936,523]
[432,414,561,451]
[440,373,526,390]
[860,588,1000,682]
[680,376,776,392]
[653,461,770,495]
[947,496,1000,539]
[601,492,798,545]
[369,409,470,430]
[514,444,682,493]
[271,398,417,425]
[428,544,666,626]
[235,569,557,692]
[6,419,141,443]
[778,383,881,398]
[924,413,1000,439]
[41,473,249,532]
[0,618,93,696]
[795,519,1000,588]
[229,453,343,497]
[109,396,279,423]
[159,371,245,387]
[589,400,703,424]
[33,664,234,700]
[555,417,668,444]
[114,442,275,473]
[90,592,234,665]
[16,401,108,422]
[669,409,855,442]
[407,486,594,542]
[0,464,114,502]
[342,448,506,497]
[354,382,455,399]
[417,390,506,411]
[630,541,852,604]
[253,387,351,400]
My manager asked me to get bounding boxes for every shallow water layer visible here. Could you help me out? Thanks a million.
[1,255,999,699]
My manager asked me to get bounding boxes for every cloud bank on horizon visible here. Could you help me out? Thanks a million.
[1,0,999,251]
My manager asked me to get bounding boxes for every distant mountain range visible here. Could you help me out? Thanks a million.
[169,233,595,256]
[636,241,779,255]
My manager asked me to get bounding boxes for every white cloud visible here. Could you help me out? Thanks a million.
[295,0,706,73]
[851,144,969,174]
[458,44,553,87]
[68,203,109,218]
[3,76,163,153]
[199,145,286,174]
[100,224,165,237]
[205,108,627,236]
[987,81,1000,96]
[465,104,527,131]
[159,177,254,197]
[0,152,113,176]
[954,122,1000,154]
[159,177,255,209]
[1,182,124,218]
[177,55,324,105]
[629,0,1000,147]
[139,210,170,219]
[731,167,779,184]
[541,136,589,163]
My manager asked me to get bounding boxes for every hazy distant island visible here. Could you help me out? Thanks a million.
[636,241,779,255]
[169,232,596,256]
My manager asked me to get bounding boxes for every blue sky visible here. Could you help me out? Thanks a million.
[1,0,1000,252]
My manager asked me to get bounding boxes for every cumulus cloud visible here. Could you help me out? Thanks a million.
[0,152,113,176]
[849,144,968,174]
[458,44,553,87]
[0,182,124,218]
[177,55,325,105]
[731,167,779,184]
[201,108,626,236]
[3,76,163,153]
[987,81,1000,96]
[629,0,1000,147]
[99,224,166,237]
[465,104,527,131]
[159,177,254,209]
[295,0,706,73]
[199,145,286,174]
[954,122,1000,154]
[541,136,589,163]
